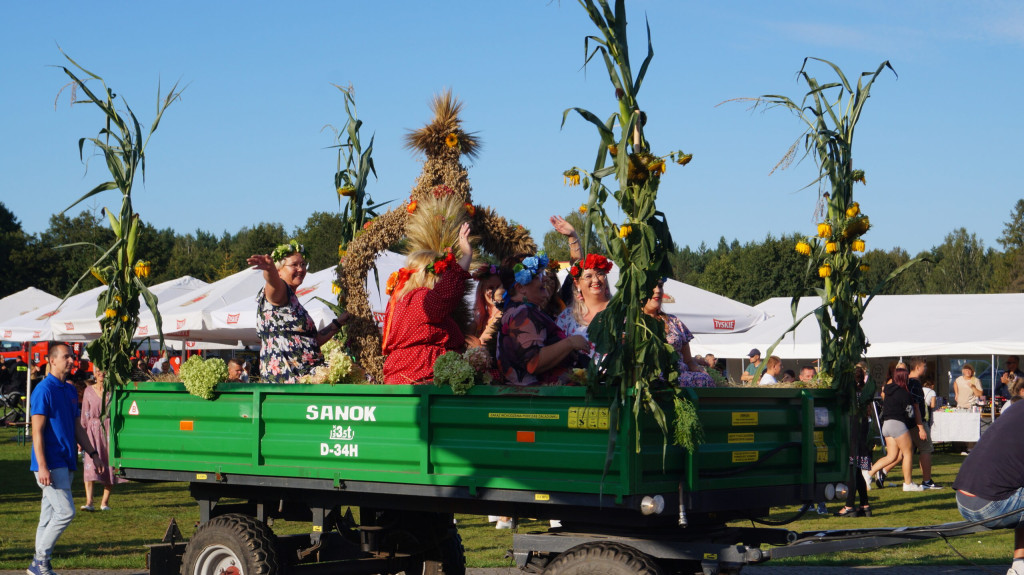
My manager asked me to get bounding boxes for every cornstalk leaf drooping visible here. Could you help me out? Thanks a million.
[55,49,183,411]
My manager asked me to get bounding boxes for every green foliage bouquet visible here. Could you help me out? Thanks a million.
[433,347,493,395]
[180,355,227,400]
[298,338,359,384]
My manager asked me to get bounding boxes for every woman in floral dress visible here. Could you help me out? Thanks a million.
[247,240,349,383]
[497,252,590,386]
[642,279,714,388]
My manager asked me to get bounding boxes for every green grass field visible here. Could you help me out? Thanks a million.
[0,427,1008,569]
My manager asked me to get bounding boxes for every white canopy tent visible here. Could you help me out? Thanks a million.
[693,294,1024,413]
[0,285,107,342]
[50,276,209,340]
[0,288,60,326]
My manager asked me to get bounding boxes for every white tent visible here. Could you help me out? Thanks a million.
[0,285,107,342]
[0,288,60,326]
[693,294,1024,360]
[50,276,209,340]
[557,266,767,335]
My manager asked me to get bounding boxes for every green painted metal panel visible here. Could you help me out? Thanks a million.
[111,382,846,499]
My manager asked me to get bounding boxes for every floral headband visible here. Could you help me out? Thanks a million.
[514,252,549,286]
[271,240,307,263]
[385,249,460,296]
[569,253,613,278]
[472,263,501,281]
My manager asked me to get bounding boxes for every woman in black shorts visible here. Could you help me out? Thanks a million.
[868,366,927,492]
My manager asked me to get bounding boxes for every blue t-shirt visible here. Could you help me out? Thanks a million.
[29,374,80,472]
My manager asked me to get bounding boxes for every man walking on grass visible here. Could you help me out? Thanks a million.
[28,344,104,575]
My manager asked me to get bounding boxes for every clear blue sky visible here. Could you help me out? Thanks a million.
[3,1,1021,256]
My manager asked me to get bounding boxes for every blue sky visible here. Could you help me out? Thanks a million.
[3,1,1022,257]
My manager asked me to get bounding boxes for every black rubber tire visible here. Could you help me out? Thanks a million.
[543,542,664,575]
[181,513,281,575]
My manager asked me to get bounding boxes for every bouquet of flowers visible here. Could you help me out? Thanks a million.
[433,347,494,395]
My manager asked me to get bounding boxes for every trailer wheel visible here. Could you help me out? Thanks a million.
[181,513,281,575]
[543,542,664,575]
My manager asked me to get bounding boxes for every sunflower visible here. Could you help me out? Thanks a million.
[134,260,151,278]
[852,239,866,252]
[676,153,693,166]
[445,133,459,148]
[618,224,633,238]
[818,264,832,278]
[337,186,357,197]
[825,242,838,254]
[563,168,581,187]
[846,202,860,217]
[407,201,418,214]
[464,203,476,217]
[795,241,811,256]
[579,204,587,214]
[817,222,832,238]
[331,280,341,295]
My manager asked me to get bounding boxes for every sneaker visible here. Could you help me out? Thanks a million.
[27,559,56,575]
[100,505,111,511]
[921,479,944,490]
[80,504,94,512]
[816,502,828,515]
[874,470,887,489]
[903,482,925,492]
[862,469,873,491]
[495,520,514,529]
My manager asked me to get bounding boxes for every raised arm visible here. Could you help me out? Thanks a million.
[247,254,288,306]
[550,216,582,261]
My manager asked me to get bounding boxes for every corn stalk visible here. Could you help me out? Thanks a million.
[55,50,182,396]
[563,0,694,449]
[752,58,901,407]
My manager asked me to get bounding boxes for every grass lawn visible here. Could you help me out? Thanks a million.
[0,427,1008,569]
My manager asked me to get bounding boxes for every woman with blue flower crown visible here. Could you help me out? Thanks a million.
[496,252,590,386]
[248,240,349,383]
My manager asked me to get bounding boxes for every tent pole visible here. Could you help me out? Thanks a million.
[992,353,997,420]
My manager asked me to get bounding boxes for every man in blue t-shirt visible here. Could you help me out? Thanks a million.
[28,344,104,575]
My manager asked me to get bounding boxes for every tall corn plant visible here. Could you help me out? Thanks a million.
[56,51,181,392]
[751,58,910,407]
[563,0,696,448]
[324,85,387,306]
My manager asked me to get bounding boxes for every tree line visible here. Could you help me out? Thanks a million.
[3,200,1024,305]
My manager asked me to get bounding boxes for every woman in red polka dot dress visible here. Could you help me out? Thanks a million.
[381,223,473,384]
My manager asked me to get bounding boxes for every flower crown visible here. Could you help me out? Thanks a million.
[472,263,501,281]
[271,240,307,263]
[513,252,549,286]
[569,253,613,278]
[385,249,459,296]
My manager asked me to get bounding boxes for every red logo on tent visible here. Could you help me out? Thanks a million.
[2,330,10,338]
[138,326,149,336]
[64,323,74,331]
[176,319,187,329]
[181,293,209,307]
[296,286,316,297]
[227,313,240,324]
[372,312,386,324]
[35,310,60,320]
[186,341,196,348]
[32,331,41,338]
[713,319,735,331]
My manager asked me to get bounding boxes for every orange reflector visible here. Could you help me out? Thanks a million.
[180,420,194,431]
[516,431,535,443]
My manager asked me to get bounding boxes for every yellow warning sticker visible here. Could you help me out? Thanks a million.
[814,431,824,443]
[568,407,610,430]
[312,526,322,532]
[487,412,560,421]
[196,473,208,480]
[728,432,755,444]
[703,553,717,560]
[732,451,759,463]
[535,493,550,501]
[732,412,758,426]
[817,446,829,463]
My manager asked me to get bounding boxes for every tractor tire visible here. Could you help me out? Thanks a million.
[543,542,664,575]
[181,513,282,575]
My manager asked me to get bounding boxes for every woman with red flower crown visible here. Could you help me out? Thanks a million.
[556,255,613,356]
[381,223,473,384]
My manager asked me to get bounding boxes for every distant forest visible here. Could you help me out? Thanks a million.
[3,200,1024,306]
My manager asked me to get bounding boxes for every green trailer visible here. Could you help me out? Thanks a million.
[111,381,863,575]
